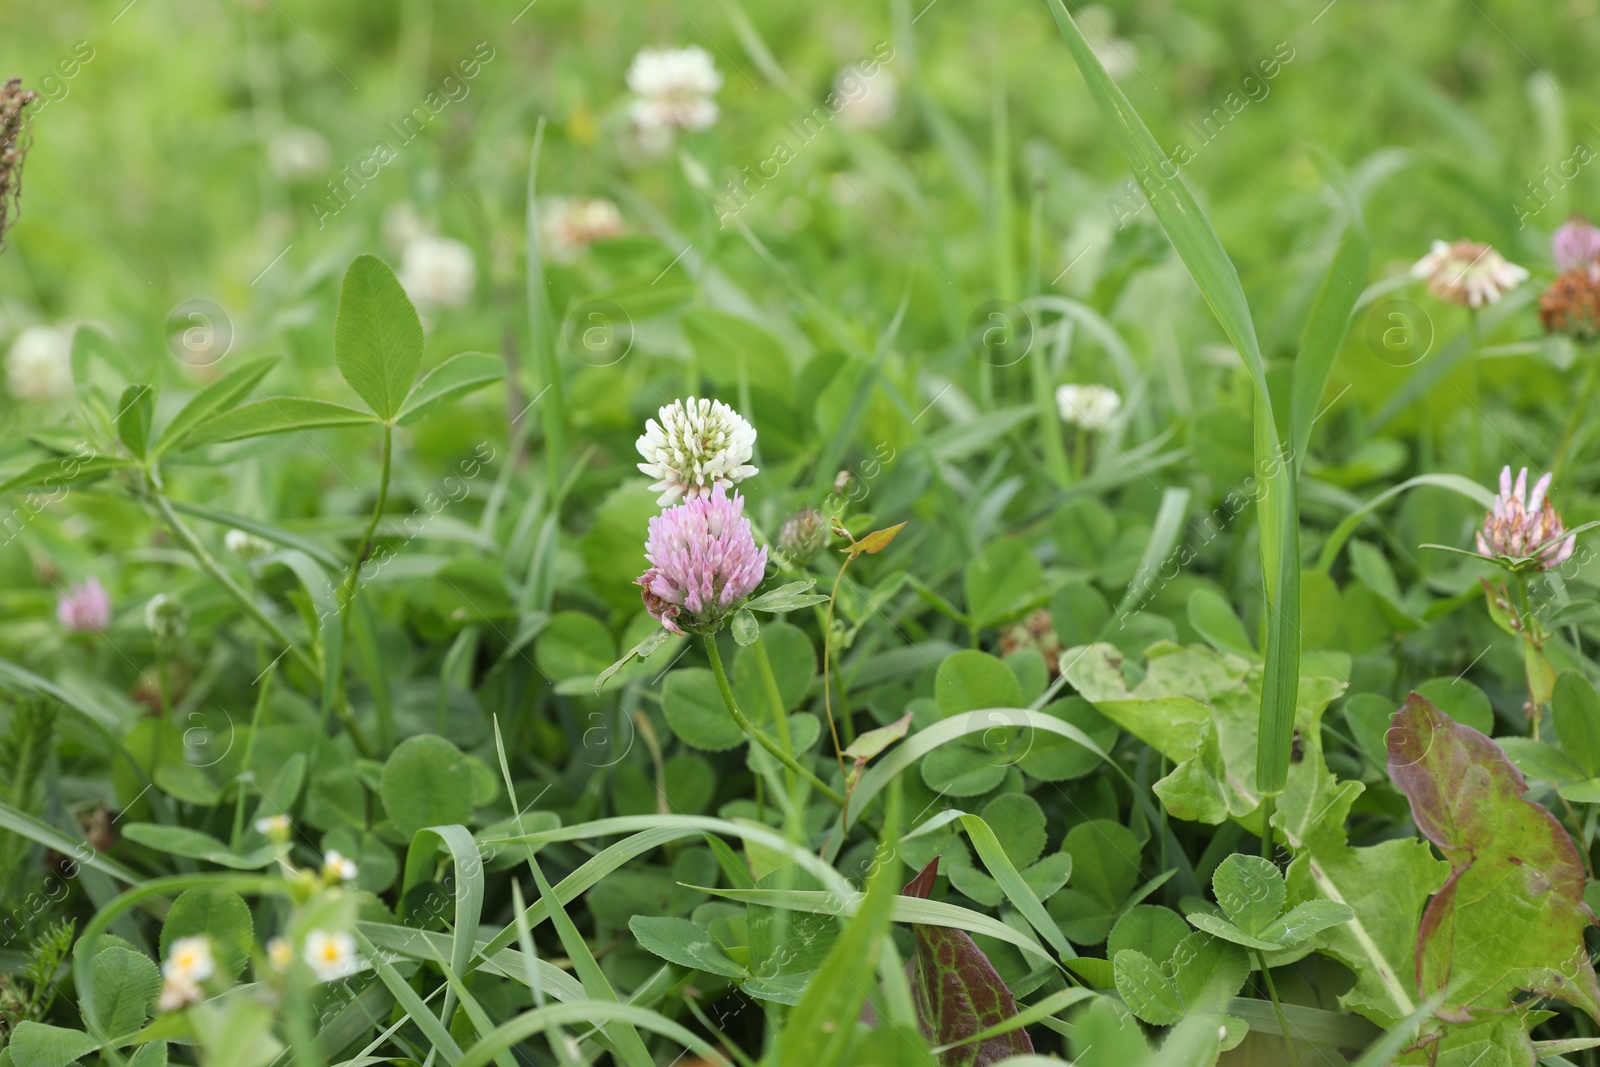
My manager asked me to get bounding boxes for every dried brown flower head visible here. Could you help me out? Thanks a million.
[0,78,40,244]
[1540,267,1600,339]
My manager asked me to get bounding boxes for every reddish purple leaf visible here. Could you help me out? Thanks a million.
[1387,693,1600,1026]
[901,859,1034,1066]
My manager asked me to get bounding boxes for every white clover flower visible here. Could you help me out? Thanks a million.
[267,936,294,971]
[1412,239,1528,309]
[398,236,476,310]
[322,849,359,883]
[626,46,722,139]
[157,974,202,1012]
[255,813,291,840]
[163,936,215,983]
[636,396,758,507]
[6,324,73,403]
[304,929,364,983]
[539,197,625,262]
[836,69,897,130]
[267,126,330,181]
[144,593,188,641]
[225,528,274,560]
[382,201,430,252]
[1055,384,1122,432]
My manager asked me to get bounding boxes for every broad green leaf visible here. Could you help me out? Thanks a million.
[663,668,744,751]
[935,650,1024,717]
[1187,587,1254,658]
[7,1023,101,1067]
[381,735,475,838]
[115,385,154,459]
[155,355,279,456]
[334,253,425,420]
[1047,820,1141,945]
[186,397,377,445]
[964,540,1045,628]
[1211,854,1285,936]
[745,579,830,613]
[397,351,506,425]
[1388,693,1600,1030]
[628,916,746,978]
[534,612,615,682]
[159,889,254,980]
[1414,677,1495,738]
[118,824,275,869]
[89,946,160,1039]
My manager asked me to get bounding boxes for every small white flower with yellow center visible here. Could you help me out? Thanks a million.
[304,929,364,983]
[322,849,359,883]
[539,197,625,262]
[254,813,291,842]
[1412,239,1529,309]
[1055,384,1122,432]
[7,324,74,403]
[266,936,294,971]
[157,935,214,1011]
[636,397,759,507]
[398,236,476,310]
[627,46,722,141]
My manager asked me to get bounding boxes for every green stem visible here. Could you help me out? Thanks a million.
[703,635,843,807]
[1553,343,1600,480]
[153,493,318,681]
[337,422,393,614]
[1259,794,1276,860]
[752,634,799,799]
[1255,949,1299,1067]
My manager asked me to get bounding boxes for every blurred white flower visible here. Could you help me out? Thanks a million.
[157,975,202,1012]
[163,936,215,983]
[1055,384,1122,432]
[254,813,291,840]
[144,593,188,641]
[7,324,73,402]
[539,197,624,261]
[636,396,759,506]
[627,46,721,141]
[267,126,330,181]
[322,849,359,883]
[399,236,475,310]
[1412,239,1528,309]
[267,936,293,971]
[382,202,430,252]
[836,69,897,129]
[225,528,274,560]
[304,929,364,982]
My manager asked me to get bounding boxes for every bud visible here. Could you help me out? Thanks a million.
[144,593,188,642]
[224,528,274,560]
[778,508,826,566]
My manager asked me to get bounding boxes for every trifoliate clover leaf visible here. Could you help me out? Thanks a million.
[1187,853,1352,952]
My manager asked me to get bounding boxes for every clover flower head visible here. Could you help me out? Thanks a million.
[225,528,274,560]
[636,396,758,506]
[398,235,475,310]
[1055,383,1122,432]
[1540,267,1600,339]
[835,68,897,130]
[7,324,73,403]
[635,487,767,636]
[304,929,364,983]
[322,849,359,883]
[267,126,330,182]
[626,46,721,138]
[1476,466,1575,571]
[266,936,294,971]
[1412,239,1528,309]
[1553,215,1600,274]
[57,576,111,632]
[777,507,827,566]
[157,975,202,1012]
[144,593,187,641]
[539,197,624,261]
[163,936,215,983]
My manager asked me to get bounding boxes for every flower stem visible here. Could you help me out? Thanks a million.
[703,635,843,807]
[752,634,800,797]
[1255,949,1299,1067]
[1553,343,1600,480]
[337,422,393,615]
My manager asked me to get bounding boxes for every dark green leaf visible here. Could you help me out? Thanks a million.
[334,254,425,420]
[397,351,506,426]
